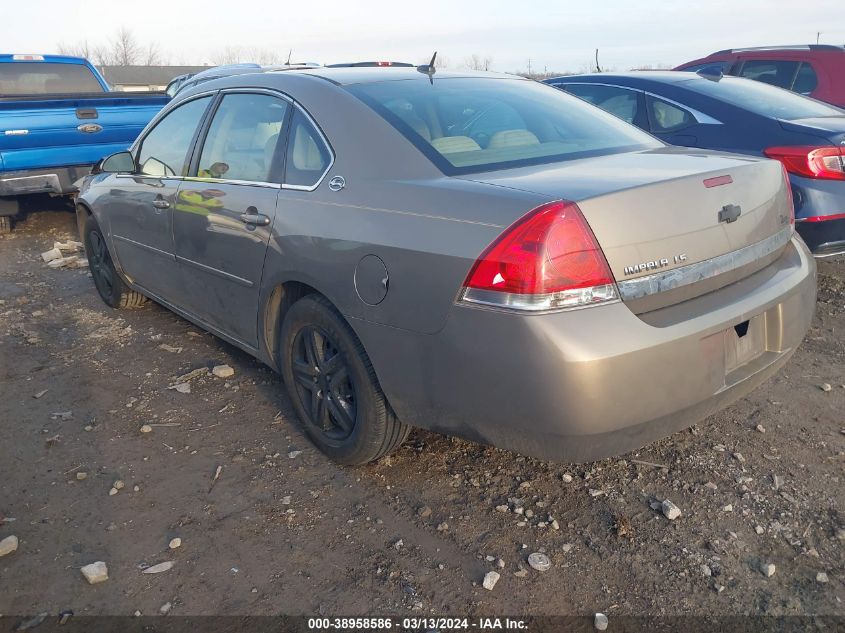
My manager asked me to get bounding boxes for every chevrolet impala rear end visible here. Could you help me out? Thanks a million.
[77,69,816,464]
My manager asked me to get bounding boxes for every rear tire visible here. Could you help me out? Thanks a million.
[280,294,410,465]
[0,198,19,234]
[83,215,147,309]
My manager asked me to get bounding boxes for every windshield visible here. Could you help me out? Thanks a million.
[0,62,104,95]
[683,76,844,120]
[347,77,661,175]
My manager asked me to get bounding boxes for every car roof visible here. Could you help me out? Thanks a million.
[548,70,701,84]
[284,66,524,85]
[0,53,89,64]
[712,44,845,54]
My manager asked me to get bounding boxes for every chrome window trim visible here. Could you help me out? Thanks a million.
[557,82,723,125]
[280,103,335,193]
[180,177,281,189]
[616,226,794,301]
[129,89,219,156]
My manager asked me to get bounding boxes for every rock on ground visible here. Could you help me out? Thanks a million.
[594,613,609,631]
[0,535,19,556]
[661,499,682,520]
[212,364,235,378]
[528,552,551,572]
[482,571,500,590]
[80,561,109,584]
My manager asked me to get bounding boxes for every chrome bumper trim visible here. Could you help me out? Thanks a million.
[616,226,794,301]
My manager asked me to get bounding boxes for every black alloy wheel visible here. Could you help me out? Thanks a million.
[291,325,357,441]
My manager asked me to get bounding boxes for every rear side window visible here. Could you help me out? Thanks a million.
[0,62,104,95]
[737,60,800,89]
[647,96,694,133]
[284,109,332,188]
[197,93,289,183]
[563,84,640,125]
[792,63,818,94]
[137,96,212,177]
[348,78,660,175]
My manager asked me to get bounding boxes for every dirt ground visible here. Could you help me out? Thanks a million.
[1,203,844,620]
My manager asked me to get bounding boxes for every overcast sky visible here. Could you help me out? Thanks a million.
[5,0,845,72]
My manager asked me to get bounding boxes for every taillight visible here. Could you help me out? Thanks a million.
[764,145,845,181]
[459,200,618,312]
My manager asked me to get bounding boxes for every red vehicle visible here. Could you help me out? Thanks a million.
[675,45,845,108]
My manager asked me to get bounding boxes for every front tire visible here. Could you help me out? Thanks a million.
[83,215,147,309]
[280,294,410,465]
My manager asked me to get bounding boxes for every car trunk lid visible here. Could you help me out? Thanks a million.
[460,147,793,313]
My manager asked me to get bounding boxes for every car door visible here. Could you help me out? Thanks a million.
[557,83,648,130]
[108,95,213,299]
[172,90,290,346]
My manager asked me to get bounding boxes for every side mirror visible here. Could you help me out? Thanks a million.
[100,151,136,174]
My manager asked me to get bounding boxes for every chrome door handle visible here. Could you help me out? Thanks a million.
[239,212,271,226]
[152,199,170,209]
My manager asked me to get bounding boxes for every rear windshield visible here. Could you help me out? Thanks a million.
[0,62,105,95]
[347,77,661,175]
[683,76,844,120]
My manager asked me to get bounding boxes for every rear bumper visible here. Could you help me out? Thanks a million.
[791,174,845,257]
[796,216,845,258]
[0,164,93,198]
[353,237,816,463]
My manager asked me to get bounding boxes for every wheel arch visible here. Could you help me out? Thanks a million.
[260,278,333,372]
[75,200,93,242]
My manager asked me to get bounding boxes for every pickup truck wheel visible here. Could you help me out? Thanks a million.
[83,216,147,309]
[0,216,10,234]
[280,294,410,465]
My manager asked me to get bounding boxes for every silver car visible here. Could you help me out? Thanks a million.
[75,67,816,465]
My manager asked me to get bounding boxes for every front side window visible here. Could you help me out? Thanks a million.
[284,109,331,188]
[197,93,289,183]
[137,96,212,177]
[737,60,800,89]
[348,78,660,175]
[564,84,640,125]
[647,96,694,133]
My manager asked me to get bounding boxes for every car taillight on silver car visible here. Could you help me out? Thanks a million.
[459,200,618,312]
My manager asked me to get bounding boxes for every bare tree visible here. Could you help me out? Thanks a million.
[143,42,165,66]
[212,46,283,65]
[57,40,92,59]
[465,54,493,71]
[110,26,141,66]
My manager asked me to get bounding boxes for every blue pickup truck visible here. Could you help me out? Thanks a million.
[0,54,168,232]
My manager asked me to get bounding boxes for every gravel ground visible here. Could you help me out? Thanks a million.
[1,204,843,619]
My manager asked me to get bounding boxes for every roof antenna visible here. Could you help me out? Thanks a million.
[286,49,292,66]
[417,51,437,82]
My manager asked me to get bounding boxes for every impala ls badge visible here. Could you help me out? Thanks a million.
[718,203,741,224]
[328,175,346,191]
[77,123,103,134]
[623,253,687,276]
